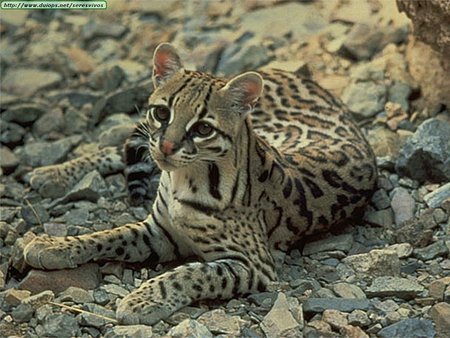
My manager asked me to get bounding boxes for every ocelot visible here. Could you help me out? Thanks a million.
[24,43,377,325]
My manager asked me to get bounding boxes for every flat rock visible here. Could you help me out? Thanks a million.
[240,2,327,40]
[1,68,62,96]
[363,208,394,227]
[386,243,413,258]
[302,298,370,313]
[42,313,80,338]
[390,187,415,226]
[4,289,32,306]
[91,81,152,124]
[322,309,348,330]
[61,170,108,203]
[104,325,153,338]
[261,293,301,338]
[342,249,400,277]
[2,102,48,126]
[59,286,94,303]
[377,318,435,338]
[197,309,243,336]
[0,146,19,173]
[396,118,450,183]
[18,135,83,167]
[166,319,213,338]
[430,302,450,338]
[414,240,449,261]
[424,182,450,208]
[428,277,450,301]
[19,263,101,294]
[303,234,354,255]
[0,121,26,146]
[342,81,387,118]
[366,276,424,299]
[333,283,366,299]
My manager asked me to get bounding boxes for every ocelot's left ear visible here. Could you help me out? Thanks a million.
[153,43,184,87]
[221,72,263,116]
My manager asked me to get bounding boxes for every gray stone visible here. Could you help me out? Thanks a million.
[82,19,127,40]
[42,313,79,338]
[217,41,271,75]
[342,81,387,118]
[366,276,424,299]
[91,81,152,124]
[33,108,64,136]
[104,325,153,338]
[339,23,384,60]
[2,102,47,128]
[261,293,301,338]
[363,208,394,227]
[0,206,18,222]
[333,283,366,299]
[18,135,83,167]
[322,309,348,330]
[2,68,62,96]
[377,318,435,338]
[0,121,26,146]
[388,81,412,112]
[302,298,370,313]
[342,249,400,277]
[197,309,243,336]
[99,123,135,147]
[386,243,413,258]
[43,223,68,237]
[396,118,450,183]
[414,240,449,261]
[240,2,327,40]
[63,208,90,226]
[84,303,116,319]
[77,312,113,328]
[303,234,354,255]
[11,303,34,323]
[21,203,49,226]
[430,302,450,338]
[166,319,213,338]
[248,292,278,307]
[93,288,109,305]
[0,146,19,173]
[390,187,415,226]
[424,182,450,208]
[373,299,399,313]
[102,284,129,297]
[62,170,108,203]
[348,309,370,327]
[59,287,94,304]
[371,189,391,210]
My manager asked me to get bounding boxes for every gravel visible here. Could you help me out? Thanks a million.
[0,2,448,337]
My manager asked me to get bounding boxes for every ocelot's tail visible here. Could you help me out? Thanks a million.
[124,123,161,206]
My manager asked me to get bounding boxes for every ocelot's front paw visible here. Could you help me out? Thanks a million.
[116,295,173,325]
[24,235,80,270]
[29,165,74,198]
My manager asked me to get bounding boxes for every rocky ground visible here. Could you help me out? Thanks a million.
[0,1,449,337]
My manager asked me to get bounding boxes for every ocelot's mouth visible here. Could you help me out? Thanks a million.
[154,157,183,171]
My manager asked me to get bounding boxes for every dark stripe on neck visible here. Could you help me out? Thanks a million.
[208,163,222,200]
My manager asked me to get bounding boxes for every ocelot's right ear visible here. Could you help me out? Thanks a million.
[152,43,184,87]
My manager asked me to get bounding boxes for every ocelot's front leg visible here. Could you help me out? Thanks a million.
[29,146,125,198]
[24,214,184,270]
[116,258,276,325]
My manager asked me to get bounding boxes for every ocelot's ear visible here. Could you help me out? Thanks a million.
[221,72,263,116]
[152,43,184,87]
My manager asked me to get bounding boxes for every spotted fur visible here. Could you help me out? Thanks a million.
[24,43,377,325]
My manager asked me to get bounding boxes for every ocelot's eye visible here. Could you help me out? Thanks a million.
[192,122,214,137]
[152,106,171,122]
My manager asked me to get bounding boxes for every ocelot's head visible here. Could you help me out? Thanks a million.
[145,43,263,171]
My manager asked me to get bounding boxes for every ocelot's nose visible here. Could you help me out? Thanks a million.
[160,139,176,155]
